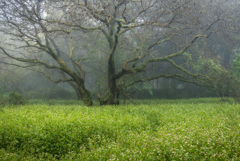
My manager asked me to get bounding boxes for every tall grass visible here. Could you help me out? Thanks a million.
[0,98,239,160]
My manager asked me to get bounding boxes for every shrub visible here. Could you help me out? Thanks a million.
[0,96,7,107]
[8,91,27,105]
[0,99,240,160]
[212,70,240,103]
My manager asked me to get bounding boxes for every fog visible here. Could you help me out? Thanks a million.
[0,0,240,106]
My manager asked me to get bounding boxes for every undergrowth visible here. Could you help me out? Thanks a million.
[0,98,239,160]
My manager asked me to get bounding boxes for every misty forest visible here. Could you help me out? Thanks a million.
[0,0,240,160]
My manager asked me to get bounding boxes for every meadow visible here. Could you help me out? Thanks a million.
[0,98,240,160]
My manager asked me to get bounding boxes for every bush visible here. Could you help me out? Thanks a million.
[0,99,240,160]
[212,70,240,103]
[0,96,8,107]
[8,91,27,105]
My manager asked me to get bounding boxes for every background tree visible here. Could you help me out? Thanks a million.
[0,0,93,106]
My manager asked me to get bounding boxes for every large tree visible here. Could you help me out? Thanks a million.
[0,0,239,105]
[52,0,236,105]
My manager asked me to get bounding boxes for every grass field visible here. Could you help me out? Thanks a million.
[0,98,240,160]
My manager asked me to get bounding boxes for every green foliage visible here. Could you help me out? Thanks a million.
[0,98,240,160]
[8,91,27,105]
[215,71,240,100]
[48,99,55,106]
[232,48,240,76]
[192,56,222,73]
[209,50,240,101]
[183,52,192,63]
[0,96,8,107]
[191,54,240,102]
